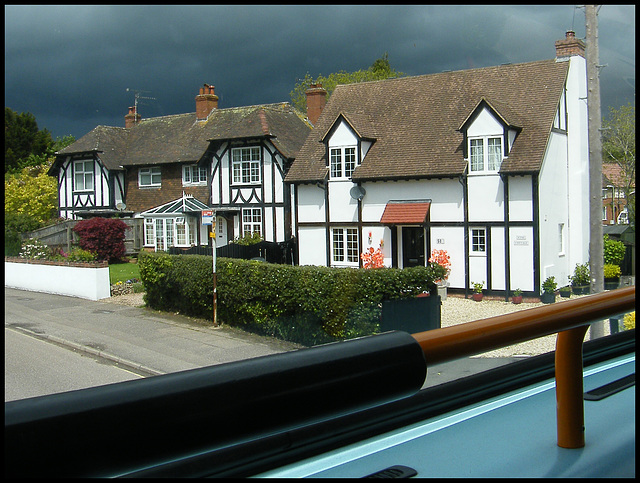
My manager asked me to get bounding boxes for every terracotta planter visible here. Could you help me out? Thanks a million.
[472,293,483,302]
[512,295,523,305]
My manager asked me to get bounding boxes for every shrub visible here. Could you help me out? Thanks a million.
[603,263,621,279]
[137,252,445,346]
[603,235,625,266]
[623,312,635,330]
[66,247,97,262]
[72,217,129,262]
[19,238,49,259]
[570,262,590,287]
[4,212,42,256]
[542,276,557,293]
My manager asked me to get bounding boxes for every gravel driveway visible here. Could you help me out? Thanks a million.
[105,291,611,358]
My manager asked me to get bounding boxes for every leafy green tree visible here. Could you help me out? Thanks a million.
[4,107,55,173]
[4,165,58,224]
[602,103,635,225]
[290,53,405,113]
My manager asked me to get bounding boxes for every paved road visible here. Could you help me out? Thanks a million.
[5,328,143,401]
[4,287,302,378]
[4,287,518,395]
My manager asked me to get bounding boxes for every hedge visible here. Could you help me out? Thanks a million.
[138,251,446,346]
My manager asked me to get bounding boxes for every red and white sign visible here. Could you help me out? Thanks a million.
[202,210,214,225]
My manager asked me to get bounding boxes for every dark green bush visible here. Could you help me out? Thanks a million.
[138,252,445,346]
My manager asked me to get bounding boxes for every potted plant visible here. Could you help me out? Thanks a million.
[429,249,451,300]
[471,281,484,302]
[570,262,590,295]
[541,276,557,304]
[603,263,621,290]
[512,288,523,305]
[559,285,572,298]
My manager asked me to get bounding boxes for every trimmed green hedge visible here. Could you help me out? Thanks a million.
[138,251,446,346]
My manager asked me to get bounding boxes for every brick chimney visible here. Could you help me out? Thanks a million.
[555,30,585,59]
[195,83,219,120]
[124,106,141,128]
[305,83,327,125]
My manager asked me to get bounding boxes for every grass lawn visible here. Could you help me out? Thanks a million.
[109,261,141,285]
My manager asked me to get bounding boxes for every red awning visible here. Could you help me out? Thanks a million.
[380,201,431,224]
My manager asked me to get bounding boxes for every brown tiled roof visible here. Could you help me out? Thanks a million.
[286,59,569,183]
[55,102,311,170]
[54,125,129,171]
[602,162,634,188]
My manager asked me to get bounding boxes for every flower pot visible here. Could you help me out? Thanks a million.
[571,285,589,295]
[559,290,571,298]
[472,293,483,302]
[604,278,620,290]
[512,295,523,305]
[540,292,556,304]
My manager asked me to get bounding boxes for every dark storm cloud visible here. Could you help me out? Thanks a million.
[4,5,635,140]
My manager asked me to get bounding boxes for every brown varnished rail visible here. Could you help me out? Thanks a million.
[411,286,635,449]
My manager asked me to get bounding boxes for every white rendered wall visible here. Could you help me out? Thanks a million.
[5,261,111,301]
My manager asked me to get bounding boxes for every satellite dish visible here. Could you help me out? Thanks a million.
[349,185,366,201]
[116,202,127,211]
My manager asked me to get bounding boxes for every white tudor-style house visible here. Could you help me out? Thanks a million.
[285,31,590,298]
[49,85,311,255]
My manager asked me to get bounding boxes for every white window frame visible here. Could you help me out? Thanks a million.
[242,208,262,236]
[470,227,486,255]
[144,218,155,246]
[558,223,565,256]
[329,146,357,179]
[73,160,94,192]
[332,227,359,265]
[469,136,503,173]
[139,167,161,187]
[232,147,261,185]
[144,216,196,250]
[182,165,207,186]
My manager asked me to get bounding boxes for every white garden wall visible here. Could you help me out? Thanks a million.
[5,259,111,301]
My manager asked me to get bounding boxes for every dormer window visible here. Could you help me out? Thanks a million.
[330,146,356,179]
[469,136,503,173]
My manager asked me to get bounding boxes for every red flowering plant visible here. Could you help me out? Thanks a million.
[361,240,385,269]
[429,249,451,283]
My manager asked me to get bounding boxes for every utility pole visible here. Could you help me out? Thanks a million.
[586,5,605,339]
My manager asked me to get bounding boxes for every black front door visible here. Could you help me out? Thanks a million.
[402,226,425,268]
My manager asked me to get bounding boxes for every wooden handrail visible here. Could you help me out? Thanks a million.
[411,286,635,449]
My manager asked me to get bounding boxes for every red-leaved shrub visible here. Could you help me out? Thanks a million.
[72,217,129,263]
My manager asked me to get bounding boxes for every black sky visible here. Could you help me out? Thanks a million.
[4,5,635,140]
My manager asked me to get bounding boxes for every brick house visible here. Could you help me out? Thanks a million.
[602,163,632,225]
[49,85,311,252]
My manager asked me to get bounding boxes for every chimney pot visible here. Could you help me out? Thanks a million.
[555,30,585,59]
[124,106,141,128]
[305,83,327,126]
[195,83,219,120]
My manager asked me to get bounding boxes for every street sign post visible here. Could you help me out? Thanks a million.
[203,210,217,325]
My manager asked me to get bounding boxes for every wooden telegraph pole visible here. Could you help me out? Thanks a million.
[585,5,604,338]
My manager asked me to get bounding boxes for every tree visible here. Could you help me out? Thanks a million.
[602,103,635,225]
[4,164,58,224]
[290,53,405,113]
[4,107,55,174]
